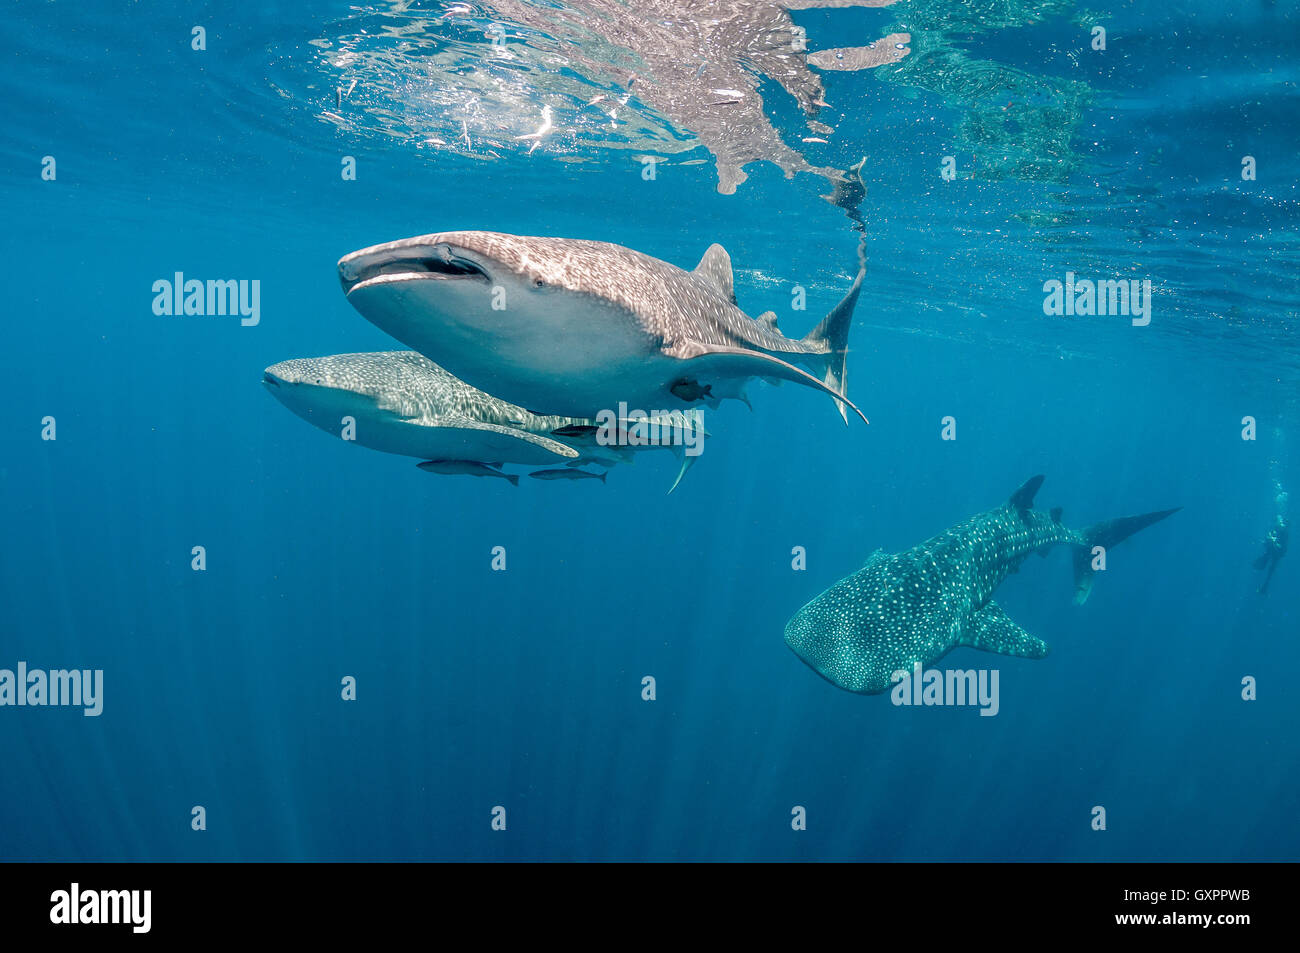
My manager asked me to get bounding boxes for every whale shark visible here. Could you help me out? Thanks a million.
[263,350,703,487]
[263,350,583,467]
[339,231,867,424]
[784,476,1179,694]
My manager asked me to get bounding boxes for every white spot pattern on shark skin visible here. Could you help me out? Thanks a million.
[784,477,1178,694]
[263,351,703,485]
[267,350,580,432]
[263,350,585,467]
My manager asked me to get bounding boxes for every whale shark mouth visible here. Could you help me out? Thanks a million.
[338,245,490,296]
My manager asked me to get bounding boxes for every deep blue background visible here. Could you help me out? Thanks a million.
[0,1,1296,860]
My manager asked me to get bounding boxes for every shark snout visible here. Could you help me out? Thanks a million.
[338,236,493,296]
[262,370,284,389]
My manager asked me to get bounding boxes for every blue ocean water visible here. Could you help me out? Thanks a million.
[1,0,1296,861]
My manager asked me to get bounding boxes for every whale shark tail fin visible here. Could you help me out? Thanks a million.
[802,236,865,425]
[1073,507,1181,604]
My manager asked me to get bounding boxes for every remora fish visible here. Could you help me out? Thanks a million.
[339,231,867,424]
[784,475,1180,694]
[529,468,607,482]
[418,460,519,485]
[552,412,710,493]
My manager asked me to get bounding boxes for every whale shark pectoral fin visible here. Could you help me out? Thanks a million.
[959,602,1050,659]
[668,343,868,424]
[446,420,581,461]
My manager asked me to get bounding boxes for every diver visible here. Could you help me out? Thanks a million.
[1253,514,1288,595]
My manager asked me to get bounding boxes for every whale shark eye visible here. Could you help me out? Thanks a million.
[533,277,546,289]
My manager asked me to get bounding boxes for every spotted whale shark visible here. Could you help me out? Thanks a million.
[339,231,867,424]
[263,350,583,467]
[262,350,704,488]
[784,476,1179,694]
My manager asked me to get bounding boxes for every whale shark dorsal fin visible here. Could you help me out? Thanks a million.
[1009,474,1045,512]
[1050,506,1063,524]
[960,602,1050,659]
[756,310,780,332]
[693,243,736,304]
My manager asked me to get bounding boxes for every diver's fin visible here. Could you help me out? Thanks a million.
[692,244,736,304]
[1073,507,1181,604]
[959,602,1050,659]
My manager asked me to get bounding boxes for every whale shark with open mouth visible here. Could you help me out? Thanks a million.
[338,231,867,424]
